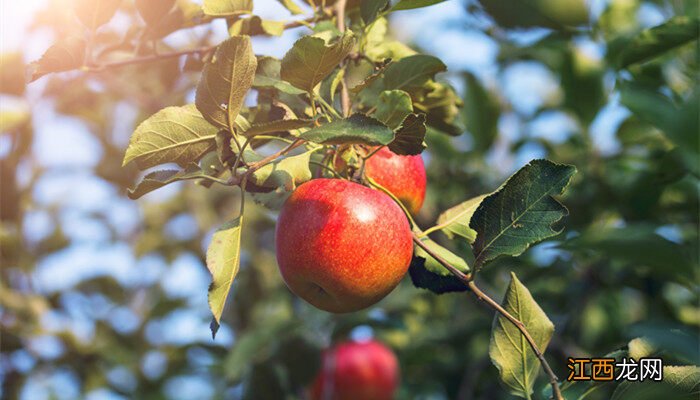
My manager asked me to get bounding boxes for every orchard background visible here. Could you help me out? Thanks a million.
[0,0,698,399]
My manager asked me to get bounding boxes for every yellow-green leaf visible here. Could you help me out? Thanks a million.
[281,33,355,92]
[195,36,257,130]
[250,150,315,190]
[202,0,252,16]
[435,194,488,242]
[490,272,554,399]
[207,217,244,328]
[229,16,285,37]
[414,237,470,275]
[123,104,218,169]
[373,90,413,130]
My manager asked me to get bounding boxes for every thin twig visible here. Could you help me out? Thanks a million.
[362,145,384,161]
[315,94,342,119]
[410,233,563,400]
[228,139,305,186]
[368,176,417,227]
[310,161,342,178]
[82,45,217,73]
[32,16,321,80]
[412,236,472,283]
[335,0,351,117]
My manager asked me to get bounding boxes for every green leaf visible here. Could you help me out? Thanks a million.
[350,59,391,94]
[281,33,355,92]
[619,82,698,152]
[207,217,244,331]
[628,337,657,359]
[608,16,700,69]
[373,90,413,129]
[611,366,700,400]
[366,40,416,63]
[28,37,86,82]
[224,319,297,381]
[560,225,697,283]
[489,272,554,399]
[254,56,306,95]
[391,0,446,11]
[470,159,576,268]
[329,68,345,103]
[389,113,427,155]
[195,36,257,131]
[408,257,468,294]
[361,0,389,23]
[414,237,470,275]
[135,0,175,26]
[126,166,213,199]
[383,55,447,91]
[629,323,700,364]
[123,104,219,169]
[464,72,499,152]
[243,119,314,138]
[254,76,306,95]
[478,0,589,30]
[250,186,292,210]
[250,150,315,190]
[619,83,677,134]
[418,81,464,136]
[202,0,253,16]
[299,114,394,145]
[435,194,488,242]
[229,16,284,37]
[73,0,122,30]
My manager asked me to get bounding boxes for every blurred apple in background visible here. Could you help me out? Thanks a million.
[310,339,400,400]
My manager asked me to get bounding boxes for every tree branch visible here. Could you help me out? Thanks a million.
[83,45,217,72]
[30,16,322,81]
[412,235,473,283]
[411,233,563,400]
[227,138,306,186]
[335,0,351,117]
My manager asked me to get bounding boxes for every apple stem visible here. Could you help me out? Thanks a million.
[411,234,564,400]
[367,176,418,227]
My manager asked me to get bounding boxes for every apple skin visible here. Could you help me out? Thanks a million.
[310,339,400,400]
[275,178,413,313]
[365,147,427,215]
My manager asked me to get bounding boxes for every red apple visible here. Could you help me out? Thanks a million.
[365,147,426,215]
[310,339,400,400]
[275,178,413,313]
